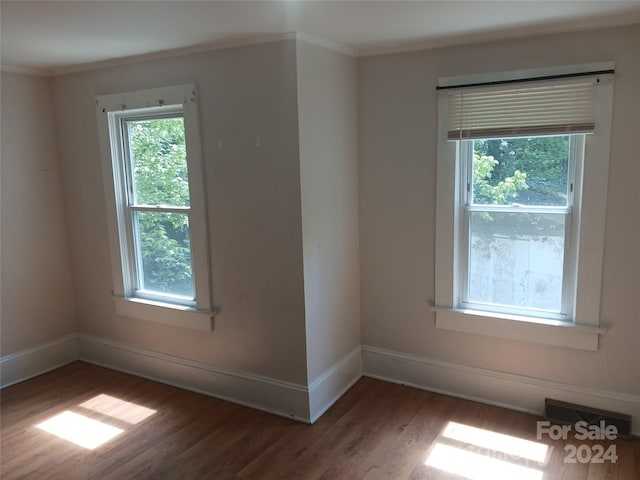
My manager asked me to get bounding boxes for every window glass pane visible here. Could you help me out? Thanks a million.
[472,136,570,206]
[467,212,565,313]
[134,211,194,299]
[127,117,190,207]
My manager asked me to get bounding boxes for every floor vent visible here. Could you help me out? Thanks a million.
[544,398,632,437]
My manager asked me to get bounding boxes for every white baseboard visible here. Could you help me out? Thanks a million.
[0,333,365,424]
[308,346,363,423]
[78,334,312,422]
[0,335,79,388]
[4,336,636,435]
[362,345,640,436]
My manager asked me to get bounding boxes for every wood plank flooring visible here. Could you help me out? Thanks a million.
[1,362,638,479]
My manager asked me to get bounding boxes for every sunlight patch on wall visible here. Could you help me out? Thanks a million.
[36,411,123,450]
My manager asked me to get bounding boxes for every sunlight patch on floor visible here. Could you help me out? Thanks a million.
[36,411,123,450]
[79,394,157,424]
[35,393,158,450]
[424,421,550,480]
[442,421,549,463]
[425,443,543,480]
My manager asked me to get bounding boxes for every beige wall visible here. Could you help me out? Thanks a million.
[359,25,640,395]
[297,40,360,383]
[1,72,76,354]
[3,23,637,417]
[50,40,309,384]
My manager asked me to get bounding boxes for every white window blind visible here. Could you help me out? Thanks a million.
[446,79,603,140]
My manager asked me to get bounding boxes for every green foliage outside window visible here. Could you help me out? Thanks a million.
[471,136,570,247]
[472,152,528,205]
[473,136,570,206]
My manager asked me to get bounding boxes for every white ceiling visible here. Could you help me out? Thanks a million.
[2,1,640,75]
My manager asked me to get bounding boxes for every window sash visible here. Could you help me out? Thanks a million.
[460,210,572,317]
[120,112,190,209]
[129,209,195,303]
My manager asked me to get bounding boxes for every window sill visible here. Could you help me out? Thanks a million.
[113,296,218,332]
[432,306,607,351]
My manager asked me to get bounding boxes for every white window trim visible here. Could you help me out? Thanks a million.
[96,84,216,331]
[434,64,614,351]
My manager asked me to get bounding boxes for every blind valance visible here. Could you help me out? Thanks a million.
[446,79,605,140]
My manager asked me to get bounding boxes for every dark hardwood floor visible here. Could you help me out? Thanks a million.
[1,362,638,479]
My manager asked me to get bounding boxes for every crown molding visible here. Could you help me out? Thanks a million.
[50,31,357,77]
[3,16,638,76]
[0,64,51,77]
[360,15,640,57]
[42,32,298,77]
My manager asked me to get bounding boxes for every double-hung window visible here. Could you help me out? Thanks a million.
[434,65,614,350]
[459,134,580,320]
[96,85,215,331]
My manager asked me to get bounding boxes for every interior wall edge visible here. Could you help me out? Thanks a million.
[308,346,362,424]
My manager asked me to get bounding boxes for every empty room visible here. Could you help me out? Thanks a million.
[1,1,639,479]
